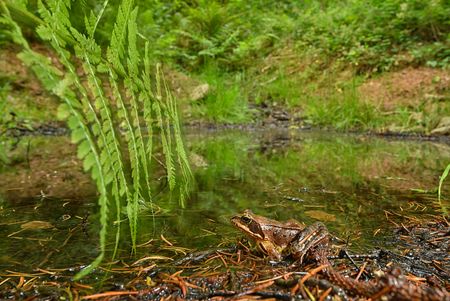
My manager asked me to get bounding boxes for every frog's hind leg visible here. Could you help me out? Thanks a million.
[289,222,329,264]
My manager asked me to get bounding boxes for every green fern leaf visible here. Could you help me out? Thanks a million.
[126,7,139,78]
[71,128,86,144]
[106,0,134,74]
[83,153,97,172]
[5,0,192,278]
[77,140,91,160]
[56,103,70,120]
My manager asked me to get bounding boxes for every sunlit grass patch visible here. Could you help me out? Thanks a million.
[193,65,251,123]
[305,86,382,131]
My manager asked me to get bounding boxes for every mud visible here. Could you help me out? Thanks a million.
[0,217,448,300]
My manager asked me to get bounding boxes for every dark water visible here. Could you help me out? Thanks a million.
[0,129,449,274]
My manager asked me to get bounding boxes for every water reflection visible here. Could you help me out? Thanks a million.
[0,129,448,272]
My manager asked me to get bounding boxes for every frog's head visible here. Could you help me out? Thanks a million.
[231,209,266,241]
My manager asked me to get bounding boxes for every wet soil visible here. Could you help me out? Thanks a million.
[0,217,448,300]
[360,67,450,111]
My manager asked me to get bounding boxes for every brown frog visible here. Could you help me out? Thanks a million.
[231,209,328,262]
[231,210,450,301]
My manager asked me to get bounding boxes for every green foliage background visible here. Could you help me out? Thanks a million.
[10,1,444,73]
[131,0,449,71]
[2,0,449,126]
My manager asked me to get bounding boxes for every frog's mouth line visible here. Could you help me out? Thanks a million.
[230,215,265,240]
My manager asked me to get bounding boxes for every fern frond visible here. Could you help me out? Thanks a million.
[98,6,146,252]
[57,94,109,281]
[80,53,130,198]
[138,91,153,192]
[106,0,134,75]
[106,26,145,249]
[126,7,139,79]
[108,67,142,251]
[28,1,125,275]
[85,0,109,38]
[74,193,108,280]
[38,8,126,206]
[0,3,33,48]
[154,66,177,190]
[142,42,154,158]
[37,0,72,47]
[153,99,176,190]
[5,0,193,278]
[126,8,154,202]
[159,64,193,206]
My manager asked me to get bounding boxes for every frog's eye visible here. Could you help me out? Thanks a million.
[240,216,252,224]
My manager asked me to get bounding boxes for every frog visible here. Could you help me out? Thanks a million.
[231,210,450,300]
[231,209,328,263]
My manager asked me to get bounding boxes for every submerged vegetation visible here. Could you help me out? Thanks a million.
[439,163,450,216]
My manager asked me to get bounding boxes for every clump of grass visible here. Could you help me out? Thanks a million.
[193,65,250,123]
[305,85,382,131]
[261,71,303,107]
[0,83,13,167]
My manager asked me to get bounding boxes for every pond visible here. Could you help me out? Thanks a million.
[0,129,449,279]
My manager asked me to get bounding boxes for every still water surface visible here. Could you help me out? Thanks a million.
[0,129,448,274]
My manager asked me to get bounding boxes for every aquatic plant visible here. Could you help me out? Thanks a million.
[0,0,191,278]
[438,164,450,216]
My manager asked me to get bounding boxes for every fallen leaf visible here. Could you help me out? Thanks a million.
[20,221,54,230]
[304,210,336,222]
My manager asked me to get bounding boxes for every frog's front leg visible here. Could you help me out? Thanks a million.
[258,240,283,261]
[286,222,329,263]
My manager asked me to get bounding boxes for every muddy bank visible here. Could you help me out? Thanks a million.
[0,216,448,300]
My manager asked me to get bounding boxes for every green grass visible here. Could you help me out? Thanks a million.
[260,70,303,107]
[256,70,385,131]
[438,163,450,216]
[154,0,449,126]
[192,65,250,123]
[2,0,449,130]
[0,82,13,167]
[133,0,450,72]
[305,92,382,131]
[0,57,59,124]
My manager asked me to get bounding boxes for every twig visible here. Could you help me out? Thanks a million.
[82,291,139,299]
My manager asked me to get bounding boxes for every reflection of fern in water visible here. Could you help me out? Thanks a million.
[1,0,192,278]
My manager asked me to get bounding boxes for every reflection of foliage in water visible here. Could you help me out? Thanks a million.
[160,130,449,250]
[0,131,448,272]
